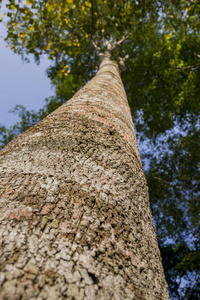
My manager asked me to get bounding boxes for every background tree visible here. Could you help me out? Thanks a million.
[0,0,200,298]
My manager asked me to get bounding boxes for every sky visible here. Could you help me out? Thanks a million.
[0,22,52,127]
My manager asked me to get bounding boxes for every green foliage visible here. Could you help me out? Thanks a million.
[1,0,200,298]
[2,0,161,62]
[143,121,200,299]
[160,242,200,299]
[0,125,16,148]
[123,24,200,139]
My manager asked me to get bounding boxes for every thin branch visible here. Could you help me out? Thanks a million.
[91,0,94,34]
[91,39,99,50]
[91,39,104,61]
[118,54,129,72]
[173,64,200,70]
[105,39,112,51]
[91,39,101,54]
[153,176,200,201]
[91,32,130,63]
[194,53,200,59]
[112,32,130,50]
[173,53,200,70]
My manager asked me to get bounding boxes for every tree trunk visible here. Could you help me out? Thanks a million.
[0,56,169,300]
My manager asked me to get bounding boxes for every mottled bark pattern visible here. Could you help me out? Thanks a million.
[0,58,169,299]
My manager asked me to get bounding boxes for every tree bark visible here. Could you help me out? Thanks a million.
[0,56,169,300]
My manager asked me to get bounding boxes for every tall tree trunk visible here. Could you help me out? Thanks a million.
[0,56,169,300]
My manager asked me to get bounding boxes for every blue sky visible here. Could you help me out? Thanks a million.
[0,22,52,127]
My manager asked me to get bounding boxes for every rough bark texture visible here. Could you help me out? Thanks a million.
[0,57,169,299]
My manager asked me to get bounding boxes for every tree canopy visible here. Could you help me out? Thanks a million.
[0,0,200,298]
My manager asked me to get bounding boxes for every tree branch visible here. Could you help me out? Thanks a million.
[194,53,200,59]
[91,39,104,61]
[105,39,112,51]
[152,176,200,201]
[91,40,99,51]
[112,33,130,50]
[173,64,200,70]
[91,0,94,34]
[118,55,129,71]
